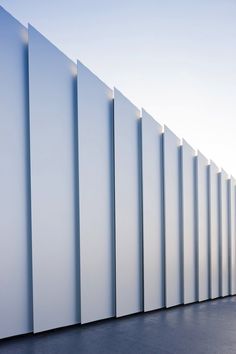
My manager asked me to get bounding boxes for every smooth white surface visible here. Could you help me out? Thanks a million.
[182,140,197,304]
[163,126,182,308]
[114,88,143,317]
[229,177,236,295]
[209,161,220,299]
[0,7,32,339]
[77,62,115,323]
[196,152,210,301]
[29,26,79,333]
[219,170,229,297]
[141,110,164,311]
[1,4,236,340]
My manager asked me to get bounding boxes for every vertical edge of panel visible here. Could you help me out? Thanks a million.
[196,151,210,301]
[0,7,33,339]
[114,88,143,317]
[141,109,164,311]
[182,139,197,304]
[28,25,79,333]
[163,125,182,308]
[77,61,115,323]
[219,169,230,297]
[229,176,236,295]
[208,161,220,299]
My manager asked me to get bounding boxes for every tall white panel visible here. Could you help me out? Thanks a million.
[29,26,79,332]
[196,152,210,301]
[114,89,143,317]
[219,170,230,296]
[163,126,182,308]
[141,110,164,311]
[229,177,236,295]
[181,140,197,304]
[209,161,220,299]
[77,62,115,323]
[0,7,32,339]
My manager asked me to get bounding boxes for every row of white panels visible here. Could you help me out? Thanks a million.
[0,7,236,339]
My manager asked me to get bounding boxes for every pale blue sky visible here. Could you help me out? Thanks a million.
[1,0,236,175]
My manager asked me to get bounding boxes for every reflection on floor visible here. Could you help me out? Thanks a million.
[0,297,236,354]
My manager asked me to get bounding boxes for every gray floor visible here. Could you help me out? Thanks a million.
[1,297,236,354]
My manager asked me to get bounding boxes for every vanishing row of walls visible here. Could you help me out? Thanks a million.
[0,7,236,339]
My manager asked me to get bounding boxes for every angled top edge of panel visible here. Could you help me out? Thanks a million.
[0,5,26,30]
[114,87,140,117]
[182,138,196,156]
[163,125,180,144]
[28,24,76,70]
[141,108,162,132]
[209,159,219,172]
[197,150,209,165]
[230,175,236,184]
[77,60,112,95]
[220,169,229,180]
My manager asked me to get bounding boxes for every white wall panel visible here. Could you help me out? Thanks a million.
[163,126,182,308]
[77,62,115,323]
[141,110,164,311]
[209,161,220,299]
[219,170,229,296]
[196,152,210,301]
[229,177,236,295]
[1,5,236,339]
[0,7,32,339]
[181,140,197,304]
[29,26,79,332]
[114,89,143,317]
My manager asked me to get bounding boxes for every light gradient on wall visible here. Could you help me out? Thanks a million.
[209,161,220,299]
[163,126,182,308]
[196,152,210,301]
[0,7,32,339]
[142,110,164,311]
[229,177,236,295]
[181,140,197,304]
[77,61,115,324]
[114,89,143,317]
[219,170,230,297]
[0,6,236,340]
[28,25,79,333]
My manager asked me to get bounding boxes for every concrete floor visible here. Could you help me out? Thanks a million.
[1,297,236,354]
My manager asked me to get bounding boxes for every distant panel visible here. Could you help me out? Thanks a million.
[219,170,229,297]
[0,8,32,339]
[77,62,115,323]
[29,26,79,332]
[114,89,143,317]
[181,140,197,304]
[196,152,210,301]
[209,162,220,299]
[141,110,164,311]
[163,126,182,307]
[229,177,236,295]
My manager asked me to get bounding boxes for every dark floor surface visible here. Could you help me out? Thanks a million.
[1,297,236,354]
